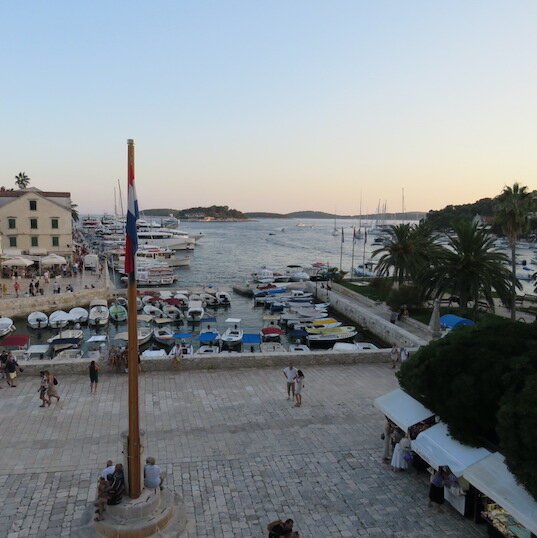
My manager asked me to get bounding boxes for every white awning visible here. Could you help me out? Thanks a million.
[374,389,434,432]
[463,452,537,535]
[411,422,491,477]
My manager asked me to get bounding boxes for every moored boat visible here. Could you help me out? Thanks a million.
[0,317,15,337]
[109,304,128,322]
[69,307,89,324]
[89,300,109,327]
[27,311,48,329]
[49,310,71,329]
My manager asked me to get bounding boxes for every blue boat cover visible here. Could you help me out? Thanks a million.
[288,329,308,338]
[199,332,219,342]
[201,317,217,323]
[243,333,261,344]
[267,288,286,295]
[439,314,475,329]
[173,332,193,339]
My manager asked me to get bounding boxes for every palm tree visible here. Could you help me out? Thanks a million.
[14,172,30,189]
[495,183,534,321]
[71,203,79,222]
[372,222,440,287]
[421,221,512,316]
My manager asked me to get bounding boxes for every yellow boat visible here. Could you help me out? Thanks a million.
[305,325,355,335]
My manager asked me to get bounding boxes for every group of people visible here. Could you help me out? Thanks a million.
[38,371,61,407]
[95,457,164,521]
[282,363,305,407]
[382,420,412,472]
[0,351,23,388]
[390,345,410,369]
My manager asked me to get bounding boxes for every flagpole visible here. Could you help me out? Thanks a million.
[339,227,344,272]
[126,139,141,498]
[350,226,356,277]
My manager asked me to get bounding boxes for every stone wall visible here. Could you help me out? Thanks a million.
[0,287,115,318]
[307,282,429,348]
[19,348,406,376]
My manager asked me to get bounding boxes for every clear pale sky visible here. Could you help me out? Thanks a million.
[1,1,536,215]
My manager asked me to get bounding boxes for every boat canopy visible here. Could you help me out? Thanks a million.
[87,335,108,343]
[225,318,241,324]
[261,327,284,336]
[374,389,435,432]
[27,345,50,355]
[288,329,308,339]
[198,332,220,342]
[463,452,537,535]
[411,422,490,477]
[201,317,217,323]
[439,314,475,330]
[0,335,30,348]
[242,333,261,344]
[50,338,80,347]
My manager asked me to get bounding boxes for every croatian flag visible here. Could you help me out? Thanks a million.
[125,141,139,275]
[341,227,344,243]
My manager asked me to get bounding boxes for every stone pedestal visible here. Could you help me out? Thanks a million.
[73,487,187,537]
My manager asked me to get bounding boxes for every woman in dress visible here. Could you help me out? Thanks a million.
[46,371,60,403]
[391,435,411,471]
[294,370,304,407]
[89,361,99,394]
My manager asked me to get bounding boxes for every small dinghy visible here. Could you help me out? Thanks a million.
[89,300,109,327]
[109,304,128,323]
[143,304,165,318]
[49,310,71,329]
[162,304,182,320]
[153,327,175,345]
[69,307,89,324]
[47,330,84,351]
[27,311,48,329]
[0,317,15,337]
[215,291,231,306]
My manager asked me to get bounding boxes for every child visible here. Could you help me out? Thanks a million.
[294,370,304,407]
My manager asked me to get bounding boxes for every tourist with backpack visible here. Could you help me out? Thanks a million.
[45,371,60,402]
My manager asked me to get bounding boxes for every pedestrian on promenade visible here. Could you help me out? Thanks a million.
[144,456,164,491]
[89,360,99,394]
[44,270,50,284]
[282,363,298,400]
[35,279,40,293]
[390,345,399,369]
[428,467,450,510]
[38,371,49,407]
[29,281,35,296]
[381,420,394,462]
[5,353,21,388]
[46,371,60,402]
[294,370,304,407]
[13,280,20,298]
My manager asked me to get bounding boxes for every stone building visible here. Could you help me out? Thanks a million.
[0,187,73,260]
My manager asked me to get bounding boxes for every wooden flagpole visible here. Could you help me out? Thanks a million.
[127,139,141,498]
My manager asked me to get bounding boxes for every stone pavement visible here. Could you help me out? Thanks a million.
[0,365,486,537]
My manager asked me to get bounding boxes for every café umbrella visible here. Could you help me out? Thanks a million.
[40,254,67,266]
[1,257,33,267]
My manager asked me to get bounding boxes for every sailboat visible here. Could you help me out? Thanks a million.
[354,192,363,241]
[331,211,339,236]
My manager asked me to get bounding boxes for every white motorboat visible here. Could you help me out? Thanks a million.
[143,304,165,318]
[141,348,168,359]
[215,291,231,305]
[289,344,311,352]
[27,311,48,329]
[332,342,379,351]
[307,326,357,343]
[260,342,286,353]
[199,317,220,341]
[200,293,219,307]
[116,297,128,308]
[49,310,71,329]
[0,317,15,337]
[114,327,152,346]
[261,326,284,342]
[162,304,182,320]
[153,327,175,345]
[47,330,84,351]
[88,300,109,327]
[109,304,128,322]
[69,307,89,324]
[221,318,243,345]
[186,300,204,322]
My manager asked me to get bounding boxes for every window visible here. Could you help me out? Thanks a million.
[31,236,39,247]
[30,218,38,229]
[8,218,16,229]
[8,236,16,247]
[29,200,37,211]
[52,236,59,247]
[51,218,59,229]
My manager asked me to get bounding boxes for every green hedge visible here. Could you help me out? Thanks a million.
[397,318,537,499]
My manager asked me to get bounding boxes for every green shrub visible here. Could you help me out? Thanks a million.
[386,285,423,311]
[369,277,392,297]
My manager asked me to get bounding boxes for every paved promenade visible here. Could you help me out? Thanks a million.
[0,365,486,537]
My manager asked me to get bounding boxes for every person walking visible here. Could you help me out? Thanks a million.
[282,363,298,400]
[89,361,99,394]
[294,370,304,407]
[38,371,49,407]
[46,371,60,402]
[390,345,399,369]
[5,353,20,388]
[13,280,20,298]
[382,420,394,463]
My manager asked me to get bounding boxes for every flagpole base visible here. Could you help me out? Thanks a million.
[73,488,187,537]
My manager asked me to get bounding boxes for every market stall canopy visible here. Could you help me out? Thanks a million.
[374,389,435,432]
[40,254,67,265]
[411,422,490,477]
[1,257,33,267]
[463,452,537,535]
[439,314,475,330]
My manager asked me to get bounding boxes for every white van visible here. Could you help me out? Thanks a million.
[83,254,99,271]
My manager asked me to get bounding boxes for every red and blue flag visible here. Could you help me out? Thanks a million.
[125,141,139,274]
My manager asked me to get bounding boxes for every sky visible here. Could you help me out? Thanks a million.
[1,1,536,215]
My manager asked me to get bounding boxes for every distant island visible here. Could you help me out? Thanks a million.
[245,210,427,220]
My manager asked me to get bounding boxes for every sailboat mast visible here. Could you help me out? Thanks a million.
[401,188,405,223]
[118,178,125,217]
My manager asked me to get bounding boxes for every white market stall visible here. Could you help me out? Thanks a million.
[463,452,537,537]
[374,388,435,434]
[412,422,491,515]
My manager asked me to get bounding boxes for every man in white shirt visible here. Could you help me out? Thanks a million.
[282,364,298,400]
[101,460,115,480]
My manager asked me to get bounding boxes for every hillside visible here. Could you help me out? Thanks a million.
[144,205,247,220]
[245,210,426,220]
